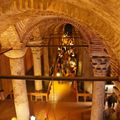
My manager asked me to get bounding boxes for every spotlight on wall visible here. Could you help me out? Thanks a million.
[30,115,36,120]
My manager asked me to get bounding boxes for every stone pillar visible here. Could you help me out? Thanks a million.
[5,49,30,120]
[43,47,49,76]
[31,48,42,91]
[10,58,30,120]
[1,25,30,120]
[91,81,105,120]
[114,78,120,119]
[43,47,49,90]
[91,58,109,120]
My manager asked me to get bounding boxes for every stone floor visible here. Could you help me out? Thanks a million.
[0,82,92,120]
[0,100,91,120]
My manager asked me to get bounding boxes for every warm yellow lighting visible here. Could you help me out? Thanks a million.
[11,117,17,120]
[51,24,77,78]
[56,72,61,77]
[70,61,76,67]
[77,61,82,76]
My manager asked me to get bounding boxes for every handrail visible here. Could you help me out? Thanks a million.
[0,75,118,81]
[47,81,52,95]
[77,93,92,102]
[28,81,52,101]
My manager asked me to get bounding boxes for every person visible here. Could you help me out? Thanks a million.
[107,93,117,108]
[111,93,117,107]
[103,93,117,120]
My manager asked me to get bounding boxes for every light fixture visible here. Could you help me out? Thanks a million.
[11,117,17,120]
[56,72,61,77]
[30,115,36,120]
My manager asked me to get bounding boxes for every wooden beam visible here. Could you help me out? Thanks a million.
[0,75,118,81]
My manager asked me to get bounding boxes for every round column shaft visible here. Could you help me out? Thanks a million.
[91,81,105,120]
[10,57,30,120]
[91,58,109,120]
[43,47,49,76]
[31,48,42,91]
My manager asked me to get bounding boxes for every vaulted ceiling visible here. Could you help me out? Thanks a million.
[0,0,120,75]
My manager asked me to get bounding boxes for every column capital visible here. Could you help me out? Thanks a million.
[92,57,109,77]
[4,48,27,59]
[0,25,27,58]
[31,47,42,55]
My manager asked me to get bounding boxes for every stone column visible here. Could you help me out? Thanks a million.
[10,58,30,120]
[1,25,30,120]
[91,58,109,120]
[43,47,49,90]
[5,49,30,120]
[114,78,120,119]
[43,47,49,76]
[91,81,105,120]
[31,48,42,91]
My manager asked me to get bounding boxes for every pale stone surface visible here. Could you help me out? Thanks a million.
[0,26,23,49]
[43,47,49,76]
[9,57,30,120]
[0,25,27,58]
[4,49,26,58]
[91,81,105,120]
[91,58,108,120]
[114,78,120,119]
[31,47,42,91]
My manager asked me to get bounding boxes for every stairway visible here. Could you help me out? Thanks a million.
[49,81,77,102]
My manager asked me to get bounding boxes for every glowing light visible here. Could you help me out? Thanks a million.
[70,61,76,67]
[56,72,61,77]
[105,85,115,93]
[11,117,17,120]
[30,115,36,120]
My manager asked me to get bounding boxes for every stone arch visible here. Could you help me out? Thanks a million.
[22,12,107,46]
[20,14,118,77]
